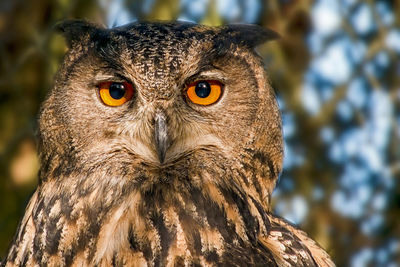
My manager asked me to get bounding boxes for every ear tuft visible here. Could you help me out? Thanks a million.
[54,19,104,48]
[221,24,280,48]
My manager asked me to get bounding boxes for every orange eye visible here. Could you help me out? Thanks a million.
[186,80,223,106]
[99,82,134,106]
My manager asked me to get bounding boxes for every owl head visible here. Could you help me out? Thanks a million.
[38,20,282,209]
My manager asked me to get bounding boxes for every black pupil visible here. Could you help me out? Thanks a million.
[195,82,211,98]
[109,83,126,99]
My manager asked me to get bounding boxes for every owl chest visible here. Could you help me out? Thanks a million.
[16,165,275,266]
[28,190,275,266]
[74,207,277,267]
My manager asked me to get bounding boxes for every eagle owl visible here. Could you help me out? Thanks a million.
[2,20,334,267]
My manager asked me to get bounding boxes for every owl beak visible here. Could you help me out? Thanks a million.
[154,112,169,163]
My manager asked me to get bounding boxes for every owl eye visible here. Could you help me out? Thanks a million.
[99,82,134,106]
[186,80,223,106]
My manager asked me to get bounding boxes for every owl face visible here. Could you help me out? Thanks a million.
[39,21,282,200]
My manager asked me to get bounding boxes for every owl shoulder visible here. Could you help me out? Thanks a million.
[259,214,335,267]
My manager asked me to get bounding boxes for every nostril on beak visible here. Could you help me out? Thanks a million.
[154,112,169,163]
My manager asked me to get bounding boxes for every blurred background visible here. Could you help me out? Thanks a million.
[0,0,399,265]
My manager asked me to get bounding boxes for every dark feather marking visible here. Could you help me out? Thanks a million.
[257,240,278,261]
[220,244,278,267]
[248,195,271,230]
[52,158,80,181]
[7,248,17,263]
[173,256,184,266]
[252,149,268,164]
[111,252,118,267]
[128,207,154,264]
[45,215,62,255]
[204,249,219,263]
[139,239,153,264]
[236,169,250,187]
[64,247,75,267]
[86,206,107,262]
[94,35,126,73]
[270,220,318,266]
[38,153,53,183]
[150,211,174,265]
[32,226,44,263]
[266,158,277,179]
[240,161,265,199]
[177,205,202,256]
[60,193,74,221]
[192,230,202,257]
[128,225,139,251]
[20,251,29,266]
[189,186,234,244]
[245,148,277,179]
[219,186,259,243]
[32,196,46,263]
[33,196,45,221]
[63,205,106,266]
[65,231,87,266]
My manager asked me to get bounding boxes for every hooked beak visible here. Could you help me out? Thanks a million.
[154,112,169,163]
